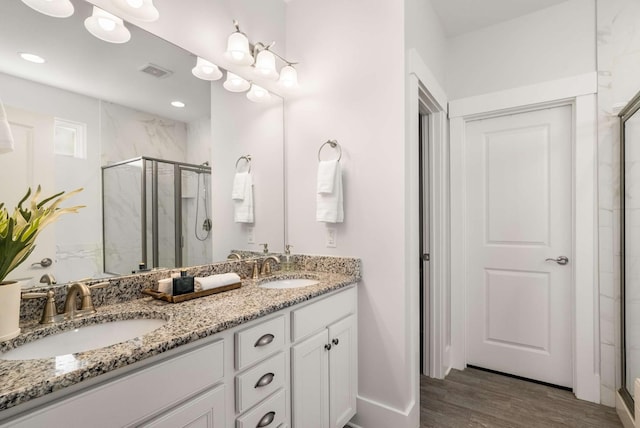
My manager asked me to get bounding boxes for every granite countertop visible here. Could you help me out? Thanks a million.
[0,269,359,412]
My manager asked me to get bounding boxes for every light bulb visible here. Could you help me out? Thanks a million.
[223,72,250,93]
[112,0,159,22]
[127,0,143,7]
[278,65,299,89]
[246,84,271,103]
[254,49,278,80]
[225,32,253,66]
[98,17,116,31]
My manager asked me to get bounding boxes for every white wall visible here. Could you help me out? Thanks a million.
[405,0,448,87]
[284,0,417,426]
[446,0,596,99]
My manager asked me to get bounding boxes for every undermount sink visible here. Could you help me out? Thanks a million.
[260,278,319,289]
[1,318,166,360]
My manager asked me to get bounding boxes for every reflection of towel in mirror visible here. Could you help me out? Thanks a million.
[0,98,14,154]
[232,172,249,200]
[234,173,254,223]
[195,273,241,291]
[316,161,343,223]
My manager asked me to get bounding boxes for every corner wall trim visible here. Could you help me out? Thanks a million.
[349,395,418,428]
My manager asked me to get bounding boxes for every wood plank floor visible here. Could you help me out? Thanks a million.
[420,368,623,428]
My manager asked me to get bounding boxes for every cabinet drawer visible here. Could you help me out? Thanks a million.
[236,389,286,428]
[236,315,285,370]
[236,352,286,413]
[291,287,356,342]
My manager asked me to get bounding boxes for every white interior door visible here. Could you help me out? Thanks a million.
[0,106,55,286]
[465,105,573,388]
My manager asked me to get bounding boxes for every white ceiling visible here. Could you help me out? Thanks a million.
[430,0,571,37]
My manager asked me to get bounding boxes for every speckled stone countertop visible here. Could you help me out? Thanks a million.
[0,255,360,413]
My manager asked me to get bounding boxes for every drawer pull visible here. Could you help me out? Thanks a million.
[332,338,339,346]
[256,411,275,427]
[254,333,275,347]
[254,372,275,388]
[324,343,332,351]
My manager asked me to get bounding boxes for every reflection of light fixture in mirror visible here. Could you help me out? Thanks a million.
[223,72,250,93]
[20,0,74,18]
[246,84,271,103]
[110,0,159,22]
[171,101,185,108]
[84,6,131,44]
[192,57,223,81]
[278,64,299,89]
[225,21,253,65]
[254,48,278,80]
[19,52,46,64]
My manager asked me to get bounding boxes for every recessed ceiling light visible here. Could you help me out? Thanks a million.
[19,52,46,64]
[171,101,185,108]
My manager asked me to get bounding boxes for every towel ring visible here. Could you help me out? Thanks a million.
[318,140,342,162]
[235,155,251,173]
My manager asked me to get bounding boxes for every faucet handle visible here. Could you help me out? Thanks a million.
[260,243,269,254]
[285,244,293,255]
[245,260,260,279]
[22,289,58,324]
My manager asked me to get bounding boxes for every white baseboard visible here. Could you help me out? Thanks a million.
[348,395,418,428]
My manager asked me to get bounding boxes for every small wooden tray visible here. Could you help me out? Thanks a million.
[142,282,241,303]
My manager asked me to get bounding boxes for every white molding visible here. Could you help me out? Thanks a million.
[349,395,418,428]
[449,72,597,118]
[408,48,447,111]
[449,76,600,403]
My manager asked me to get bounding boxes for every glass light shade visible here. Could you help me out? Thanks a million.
[192,57,223,81]
[20,0,74,18]
[84,7,131,44]
[246,84,271,103]
[278,65,299,89]
[111,0,159,22]
[225,32,253,65]
[223,72,250,93]
[253,49,279,80]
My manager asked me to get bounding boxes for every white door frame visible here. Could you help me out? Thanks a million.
[407,48,450,386]
[449,72,600,403]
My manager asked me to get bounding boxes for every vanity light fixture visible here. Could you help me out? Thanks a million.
[192,57,223,81]
[20,0,74,18]
[223,72,251,93]
[110,0,159,22]
[19,52,46,64]
[224,21,253,66]
[84,6,131,44]
[224,20,299,91]
[171,101,185,108]
[246,84,271,103]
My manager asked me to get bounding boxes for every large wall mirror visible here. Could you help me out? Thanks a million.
[0,0,285,286]
[620,90,640,411]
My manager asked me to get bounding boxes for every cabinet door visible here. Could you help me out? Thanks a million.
[142,385,225,428]
[291,330,329,428]
[328,315,357,428]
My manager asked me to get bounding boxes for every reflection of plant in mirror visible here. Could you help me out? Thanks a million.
[0,187,84,283]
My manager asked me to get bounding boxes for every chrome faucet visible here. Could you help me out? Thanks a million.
[63,281,109,319]
[260,256,280,276]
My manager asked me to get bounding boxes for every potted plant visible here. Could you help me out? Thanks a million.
[0,186,83,341]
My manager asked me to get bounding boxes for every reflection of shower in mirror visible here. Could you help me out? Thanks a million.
[196,161,212,241]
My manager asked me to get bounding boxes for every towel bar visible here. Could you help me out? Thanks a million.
[235,154,252,172]
[318,139,342,161]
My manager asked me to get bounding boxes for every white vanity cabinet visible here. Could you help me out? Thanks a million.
[291,288,358,428]
[142,384,226,428]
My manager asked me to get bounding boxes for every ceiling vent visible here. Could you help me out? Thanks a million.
[139,63,173,79]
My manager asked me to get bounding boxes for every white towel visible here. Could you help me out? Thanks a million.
[317,160,338,194]
[195,273,241,291]
[316,161,343,223]
[0,98,14,154]
[234,173,254,223]
[232,172,249,200]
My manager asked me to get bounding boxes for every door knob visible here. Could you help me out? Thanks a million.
[545,256,569,265]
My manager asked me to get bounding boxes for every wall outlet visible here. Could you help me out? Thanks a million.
[247,226,255,244]
[326,227,337,248]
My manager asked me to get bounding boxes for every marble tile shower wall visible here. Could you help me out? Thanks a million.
[597,0,640,406]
